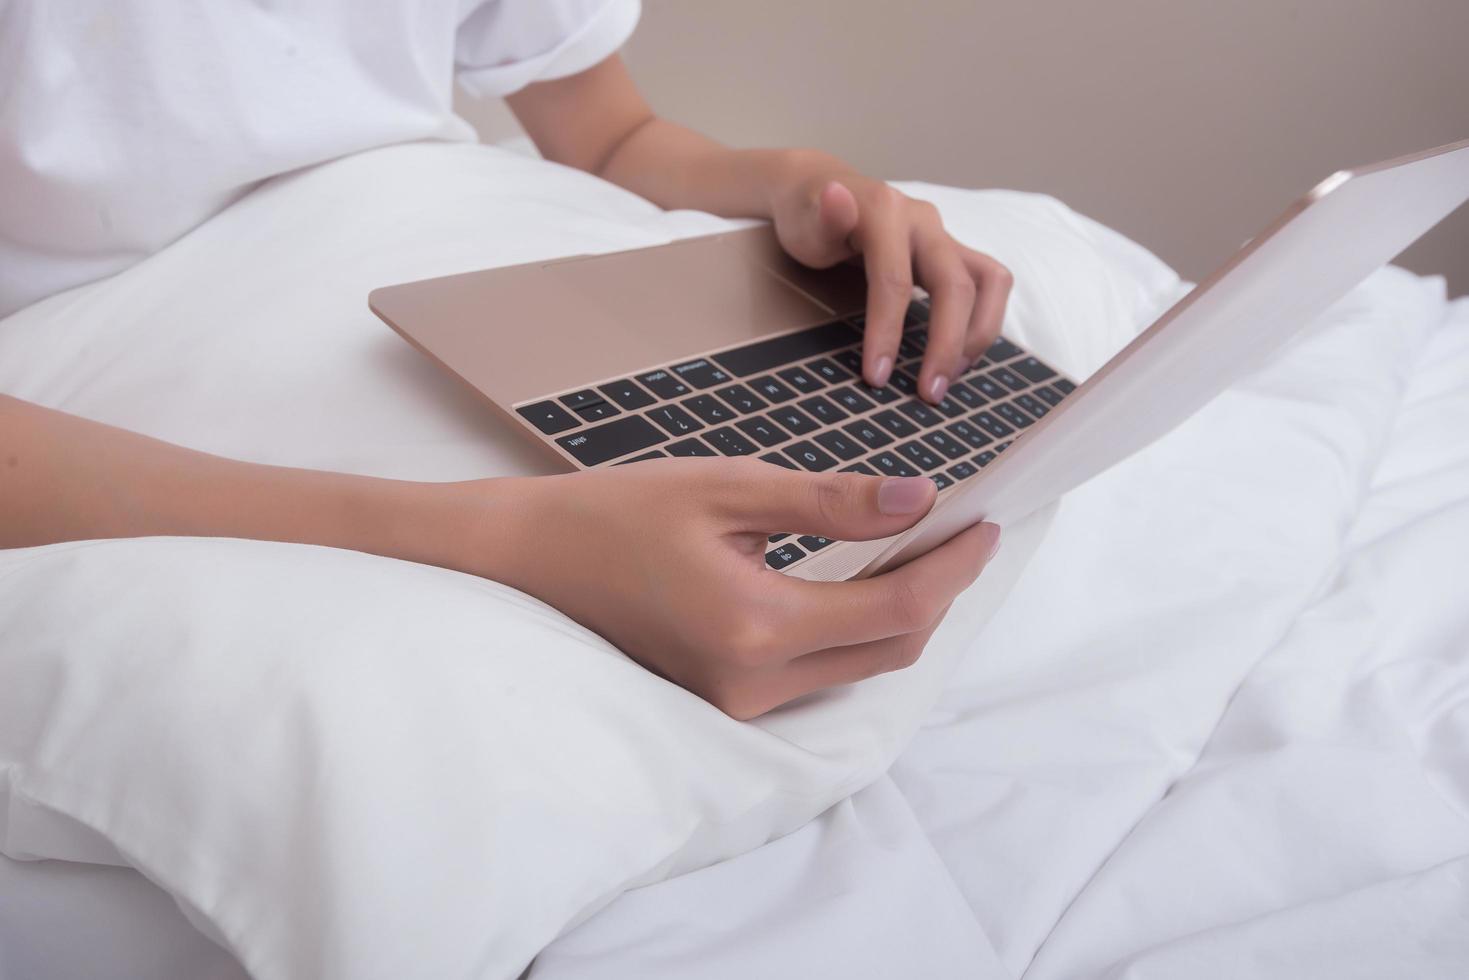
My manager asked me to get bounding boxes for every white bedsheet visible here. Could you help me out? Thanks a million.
[531,268,1469,979]
[2,137,1465,978]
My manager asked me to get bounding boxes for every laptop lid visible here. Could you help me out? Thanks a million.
[848,138,1469,578]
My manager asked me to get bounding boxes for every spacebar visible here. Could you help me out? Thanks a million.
[555,415,667,466]
[712,320,860,377]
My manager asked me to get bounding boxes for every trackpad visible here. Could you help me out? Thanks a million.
[549,233,834,359]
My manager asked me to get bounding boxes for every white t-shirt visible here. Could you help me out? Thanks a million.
[0,0,640,319]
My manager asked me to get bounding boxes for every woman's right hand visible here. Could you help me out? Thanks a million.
[457,458,1001,720]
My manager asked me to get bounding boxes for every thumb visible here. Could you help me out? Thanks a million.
[783,180,861,268]
[816,180,860,247]
[730,468,937,541]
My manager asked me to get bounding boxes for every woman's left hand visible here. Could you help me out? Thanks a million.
[765,152,1013,404]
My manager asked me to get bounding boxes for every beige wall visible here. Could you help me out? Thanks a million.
[459,0,1469,295]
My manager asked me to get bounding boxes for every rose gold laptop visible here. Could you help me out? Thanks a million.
[370,138,1469,581]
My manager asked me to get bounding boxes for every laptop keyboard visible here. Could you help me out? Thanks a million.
[515,300,1076,572]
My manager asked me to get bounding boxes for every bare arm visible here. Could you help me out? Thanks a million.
[0,395,497,562]
[0,396,997,719]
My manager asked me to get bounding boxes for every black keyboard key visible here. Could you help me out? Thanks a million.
[905,300,931,326]
[814,429,864,461]
[749,375,799,404]
[1035,385,1066,407]
[638,369,691,399]
[947,460,978,480]
[736,416,788,447]
[806,357,852,384]
[948,381,988,409]
[872,409,918,438]
[683,394,734,425]
[776,365,825,394]
[972,376,1008,400]
[761,452,797,469]
[1013,357,1057,384]
[853,381,901,405]
[770,405,820,436]
[833,349,866,376]
[517,400,579,435]
[989,366,1027,392]
[933,396,968,419]
[672,358,732,389]
[559,389,605,412]
[946,419,993,449]
[888,371,919,396]
[930,473,954,491]
[844,419,894,450]
[922,430,969,460]
[768,533,790,543]
[869,451,920,477]
[1054,378,1077,395]
[667,438,718,457]
[647,404,704,436]
[974,450,998,467]
[576,401,620,422]
[702,426,759,456]
[798,394,848,426]
[898,337,924,359]
[784,440,838,471]
[994,440,1012,453]
[797,534,836,552]
[986,337,1024,362]
[897,401,943,428]
[765,543,806,569]
[557,415,666,465]
[972,411,1014,439]
[830,385,876,415]
[1015,393,1050,419]
[898,440,945,471]
[714,321,861,377]
[994,402,1034,429]
[615,450,668,465]
[713,383,768,414]
[598,378,656,410]
[840,462,878,475]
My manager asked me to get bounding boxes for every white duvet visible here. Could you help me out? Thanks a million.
[1,141,1465,979]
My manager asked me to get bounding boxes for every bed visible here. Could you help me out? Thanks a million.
[2,140,1465,980]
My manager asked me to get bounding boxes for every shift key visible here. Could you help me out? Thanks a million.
[556,415,666,466]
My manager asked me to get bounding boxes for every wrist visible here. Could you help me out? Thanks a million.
[422,475,543,587]
[758,148,840,214]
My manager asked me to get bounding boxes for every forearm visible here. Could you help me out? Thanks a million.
[505,53,857,223]
[595,117,850,220]
[0,395,516,573]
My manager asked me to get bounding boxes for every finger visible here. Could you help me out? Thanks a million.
[958,249,1014,368]
[717,463,937,540]
[912,223,977,403]
[808,180,861,266]
[773,612,947,703]
[756,521,1001,658]
[852,188,914,388]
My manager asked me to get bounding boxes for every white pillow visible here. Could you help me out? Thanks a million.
[0,142,1179,979]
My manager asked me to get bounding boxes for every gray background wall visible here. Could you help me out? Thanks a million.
[458,0,1469,294]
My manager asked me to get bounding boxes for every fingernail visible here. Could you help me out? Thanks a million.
[878,476,933,515]
[872,355,893,388]
[926,374,949,402]
[980,522,1002,561]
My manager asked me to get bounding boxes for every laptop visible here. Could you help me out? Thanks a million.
[370,138,1469,581]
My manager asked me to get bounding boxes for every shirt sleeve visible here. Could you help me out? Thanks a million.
[454,0,641,98]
